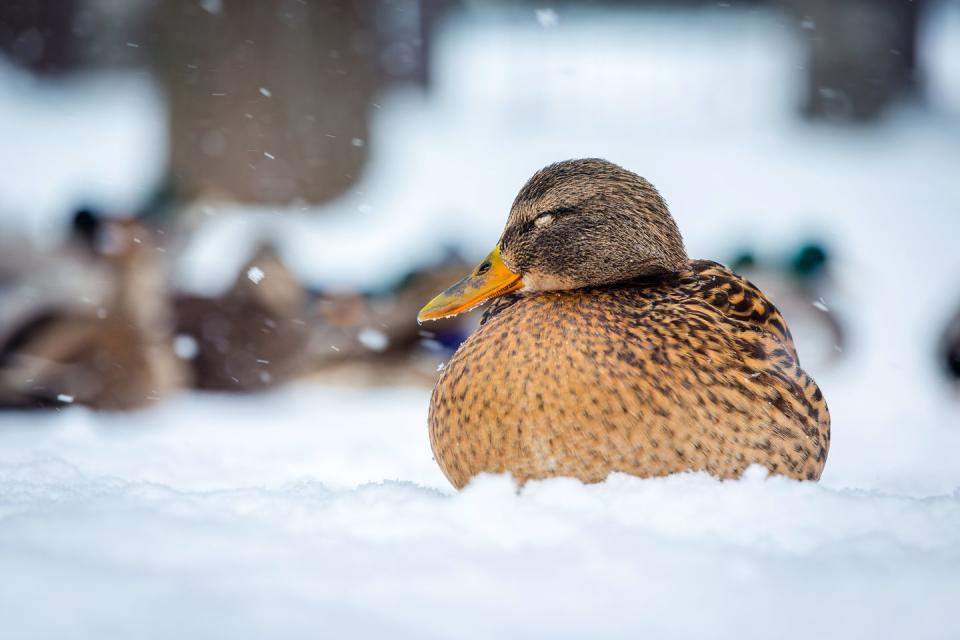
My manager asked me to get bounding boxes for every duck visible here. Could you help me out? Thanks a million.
[173,243,312,392]
[728,240,846,369]
[417,159,830,489]
[304,254,478,385]
[0,210,185,410]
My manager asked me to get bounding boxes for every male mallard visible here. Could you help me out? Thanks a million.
[728,241,846,369]
[418,159,830,489]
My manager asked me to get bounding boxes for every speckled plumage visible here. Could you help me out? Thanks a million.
[430,261,829,488]
[424,159,830,488]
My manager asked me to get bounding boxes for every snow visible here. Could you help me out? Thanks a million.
[1,388,959,638]
[2,2,960,638]
[199,0,222,16]
[246,265,265,284]
[357,328,390,352]
[0,60,166,245]
[535,8,560,28]
[173,334,199,360]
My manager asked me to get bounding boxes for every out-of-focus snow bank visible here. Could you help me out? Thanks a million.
[0,59,166,244]
[0,387,958,640]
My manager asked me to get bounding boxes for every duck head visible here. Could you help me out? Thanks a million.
[418,158,689,322]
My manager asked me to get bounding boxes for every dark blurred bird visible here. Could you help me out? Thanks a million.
[174,243,311,392]
[418,159,830,489]
[939,302,960,386]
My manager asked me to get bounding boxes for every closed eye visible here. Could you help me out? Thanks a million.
[533,206,577,229]
[534,213,554,228]
[500,206,579,248]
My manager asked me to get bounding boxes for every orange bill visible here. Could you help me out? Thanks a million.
[418,247,523,322]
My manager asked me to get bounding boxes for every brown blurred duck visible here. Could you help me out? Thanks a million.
[418,159,830,488]
[174,243,311,392]
[0,211,184,410]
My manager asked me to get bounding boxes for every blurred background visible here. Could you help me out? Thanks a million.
[0,0,958,483]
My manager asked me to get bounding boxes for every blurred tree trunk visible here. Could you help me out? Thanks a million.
[0,0,80,73]
[152,0,380,205]
[784,0,924,122]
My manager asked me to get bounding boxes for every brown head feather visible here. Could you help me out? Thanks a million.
[499,158,689,291]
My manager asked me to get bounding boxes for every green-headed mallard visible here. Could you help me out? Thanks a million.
[728,241,846,369]
[418,159,830,489]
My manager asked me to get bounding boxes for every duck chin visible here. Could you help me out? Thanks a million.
[521,271,582,293]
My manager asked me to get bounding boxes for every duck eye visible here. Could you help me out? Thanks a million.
[534,213,555,228]
[476,261,492,276]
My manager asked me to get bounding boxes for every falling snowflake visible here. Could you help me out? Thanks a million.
[173,334,199,360]
[200,0,222,14]
[358,328,389,352]
[247,266,265,284]
[535,8,559,27]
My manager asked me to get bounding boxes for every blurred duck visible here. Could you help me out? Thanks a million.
[0,210,185,410]
[174,243,312,391]
[306,254,476,384]
[418,159,830,489]
[728,240,845,369]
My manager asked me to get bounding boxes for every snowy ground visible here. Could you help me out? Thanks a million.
[3,3,960,639]
[1,386,959,639]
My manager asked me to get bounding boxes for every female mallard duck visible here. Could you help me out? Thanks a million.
[418,159,830,489]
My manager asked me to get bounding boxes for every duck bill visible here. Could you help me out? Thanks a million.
[418,247,523,322]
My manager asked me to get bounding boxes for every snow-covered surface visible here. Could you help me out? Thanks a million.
[2,3,960,639]
[1,386,959,639]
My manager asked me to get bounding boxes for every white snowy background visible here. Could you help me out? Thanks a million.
[2,3,960,639]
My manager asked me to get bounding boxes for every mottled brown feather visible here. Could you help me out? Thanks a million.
[429,260,829,488]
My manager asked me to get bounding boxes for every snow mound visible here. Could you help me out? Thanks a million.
[1,388,959,639]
